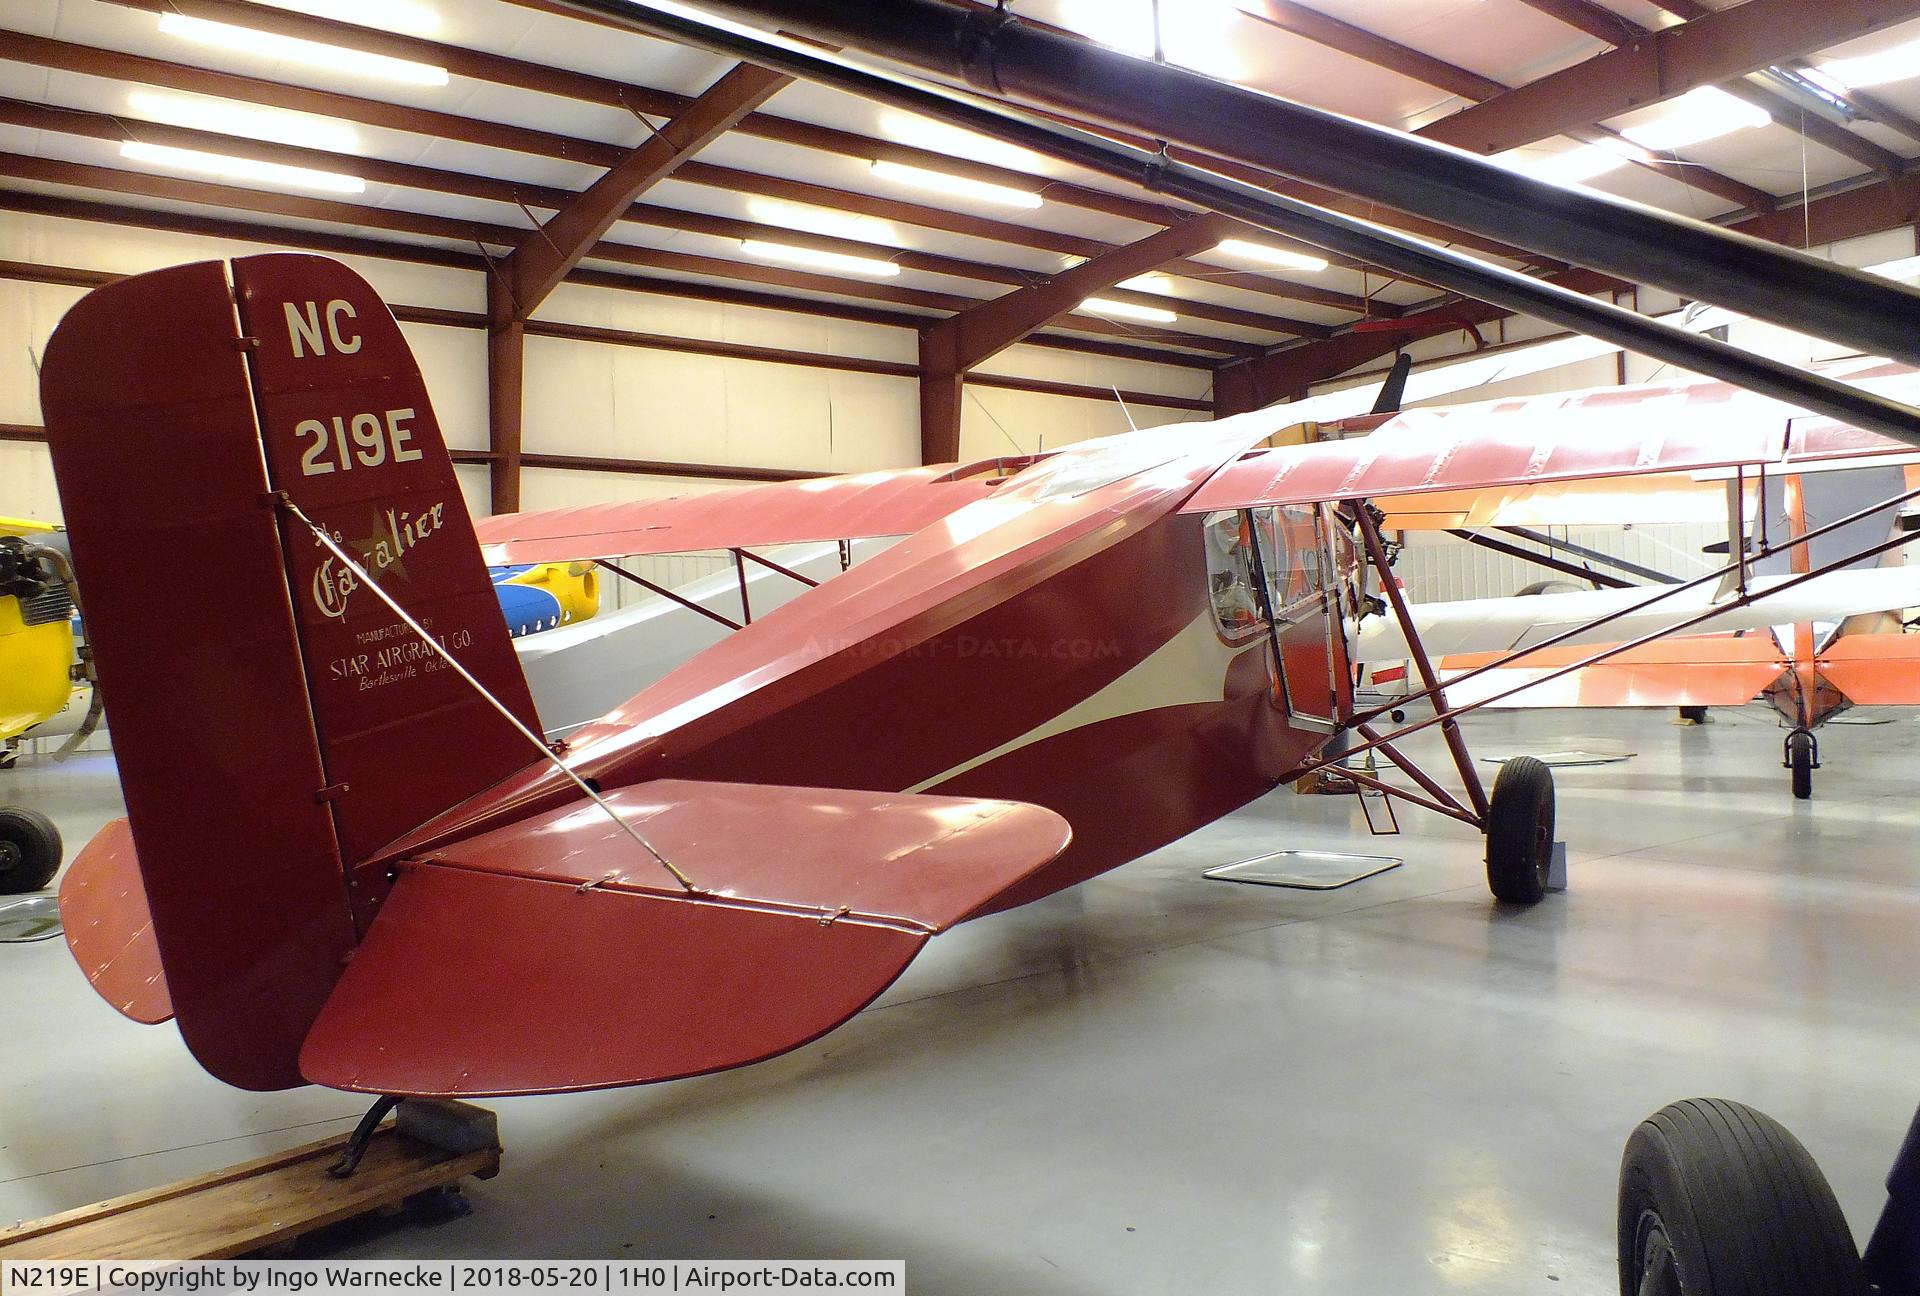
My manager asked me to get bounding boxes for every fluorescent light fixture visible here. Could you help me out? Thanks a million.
[1079,297,1177,323]
[1057,0,1245,79]
[1814,38,1920,90]
[1118,273,1172,293]
[1496,139,1643,186]
[253,0,442,36]
[1620,86,1771,151]
[120,140,366,194]
[743,197,896,246]
[157,13,449,86]
[869,160,1042,208]
[1213,238,1330,273]
[740,240,901,278]
[126,91,359,153]
[878,111,1048,172]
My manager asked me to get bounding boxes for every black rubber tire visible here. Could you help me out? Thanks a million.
[1485,755,1554,903]
[0,806,60,893]
[1617,1098,1865,1296]
[1788,733,1814,801]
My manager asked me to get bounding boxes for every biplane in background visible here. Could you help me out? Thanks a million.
[0,517,89,892]
[36,255,1920,1100]
[1336,363,1920,799]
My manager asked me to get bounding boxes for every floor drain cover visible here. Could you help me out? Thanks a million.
[0,895,62,943]
[1204,850,1403,890]
[1480,750,1633,767]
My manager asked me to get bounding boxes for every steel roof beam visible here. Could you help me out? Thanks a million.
[1218,167,1920,409]
[919,214,1234,460]
[1514,0,1909,180]
[485,59,789,511]
[1242,0,1775,212]
[600,0,1920,449]
[736,0,1920,368]
[89,0,1369,312]
[0,32,1373,322]
[496,61,792,325]
[1428,0,1920,158]
[0,188,1217,369]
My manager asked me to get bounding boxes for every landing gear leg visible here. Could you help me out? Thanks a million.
[1785,728,1818,801]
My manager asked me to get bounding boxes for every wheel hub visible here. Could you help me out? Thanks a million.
[1635,1211,1682,1296]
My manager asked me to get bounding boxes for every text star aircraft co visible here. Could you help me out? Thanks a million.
[40,255,1920,1098]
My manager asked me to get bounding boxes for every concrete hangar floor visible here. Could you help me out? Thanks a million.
[3,705,1916,1295]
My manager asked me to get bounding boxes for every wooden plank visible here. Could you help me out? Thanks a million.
[0,1118,499,1261]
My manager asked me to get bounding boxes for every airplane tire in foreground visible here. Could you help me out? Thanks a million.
[1484,755,1555,904]
[1617,1099,1865,1296]
[0,806,61,893]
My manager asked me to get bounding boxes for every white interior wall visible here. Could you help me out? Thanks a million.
[1394,523,1721,605]
[959,383,1201,458]
[0,212,1216,524]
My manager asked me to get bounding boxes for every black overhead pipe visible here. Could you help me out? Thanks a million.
[665,0,1920,370]
[556,0,1920,449]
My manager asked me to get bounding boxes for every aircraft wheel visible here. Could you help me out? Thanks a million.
[1787,729,1816,801]
[1618,1098,1865,1296]
[1484,756,1554,904]
[0,806,60,893]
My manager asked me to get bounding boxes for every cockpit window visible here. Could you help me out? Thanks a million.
[1205,505,1329,640]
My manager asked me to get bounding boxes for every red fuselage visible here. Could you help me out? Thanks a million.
[376,423,1340,916]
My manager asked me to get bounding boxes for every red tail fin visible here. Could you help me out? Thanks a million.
[41,254,538,1089]
[231,254,540,868]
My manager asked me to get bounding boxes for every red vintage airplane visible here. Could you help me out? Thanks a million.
[39,254,1920,1103]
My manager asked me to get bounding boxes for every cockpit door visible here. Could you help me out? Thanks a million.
[1255,505,1354,730]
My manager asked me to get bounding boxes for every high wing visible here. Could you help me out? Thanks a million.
[474,462,1023,564]
[1187,363,1920,517]
[1432,637,1791,710]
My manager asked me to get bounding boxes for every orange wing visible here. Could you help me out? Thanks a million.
[1440,636,1787,709]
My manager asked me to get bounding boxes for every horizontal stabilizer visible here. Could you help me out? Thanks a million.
[299,781,1071,1096]
[1818,633,1920,704]
[59,819,172,1025]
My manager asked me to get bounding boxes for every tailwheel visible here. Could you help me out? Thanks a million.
[1785,728,1818,801]
[1484,755,1554,904]
[0,806,61,894]
[1618,1098,1865,1296]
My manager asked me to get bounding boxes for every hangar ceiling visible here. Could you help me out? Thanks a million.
[2,0,1919,505]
